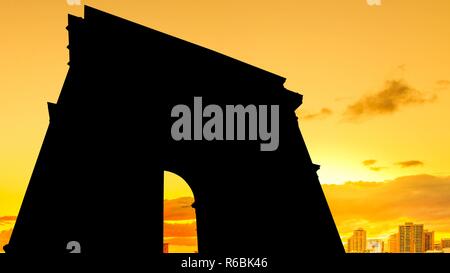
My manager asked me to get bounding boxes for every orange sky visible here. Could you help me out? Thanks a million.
[1,1,450,252]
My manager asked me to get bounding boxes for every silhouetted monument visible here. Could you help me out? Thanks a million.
[5,6,343,268]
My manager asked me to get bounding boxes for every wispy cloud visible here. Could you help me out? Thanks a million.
[435,80,450,91]
[344,80,435,121]
[303,108,333,120]
[396,160,424,168]
[362,159,424,171]
[362,160,386,171]
[362,160,377,166]
[436,80,450,86]
[369,166,386,172]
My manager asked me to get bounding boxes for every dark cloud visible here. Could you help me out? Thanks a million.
[164,197,195,221]
[344,80,435,121]
[362,160,377,166]
[303,108,333,120]
[396,160,424,168]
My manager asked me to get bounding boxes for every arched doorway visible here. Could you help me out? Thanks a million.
[163,171,198,253]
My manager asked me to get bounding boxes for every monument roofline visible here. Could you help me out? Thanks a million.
[69,5,287,86]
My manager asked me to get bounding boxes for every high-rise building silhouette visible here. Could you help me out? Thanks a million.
[414,224,425,253]
[424,230,434,252]
[399,222,424,253]
[399,223,413,253]
[388,233,399,253]
[347,228,366,253]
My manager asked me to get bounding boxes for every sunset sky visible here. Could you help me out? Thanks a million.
[1,0,450,252]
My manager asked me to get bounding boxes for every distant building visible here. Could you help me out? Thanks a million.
[414,224,425,252]
[424,230,434,252]
[434,243,442,251]
[399,223,414,253]
[367,239,384,253]
[347,228,367,253]
[399,222,424,253]
[441,239,450,249]
[388,233,399,253]
[163,243,169,253]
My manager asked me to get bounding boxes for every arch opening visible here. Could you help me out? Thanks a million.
[163,171,198,253]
